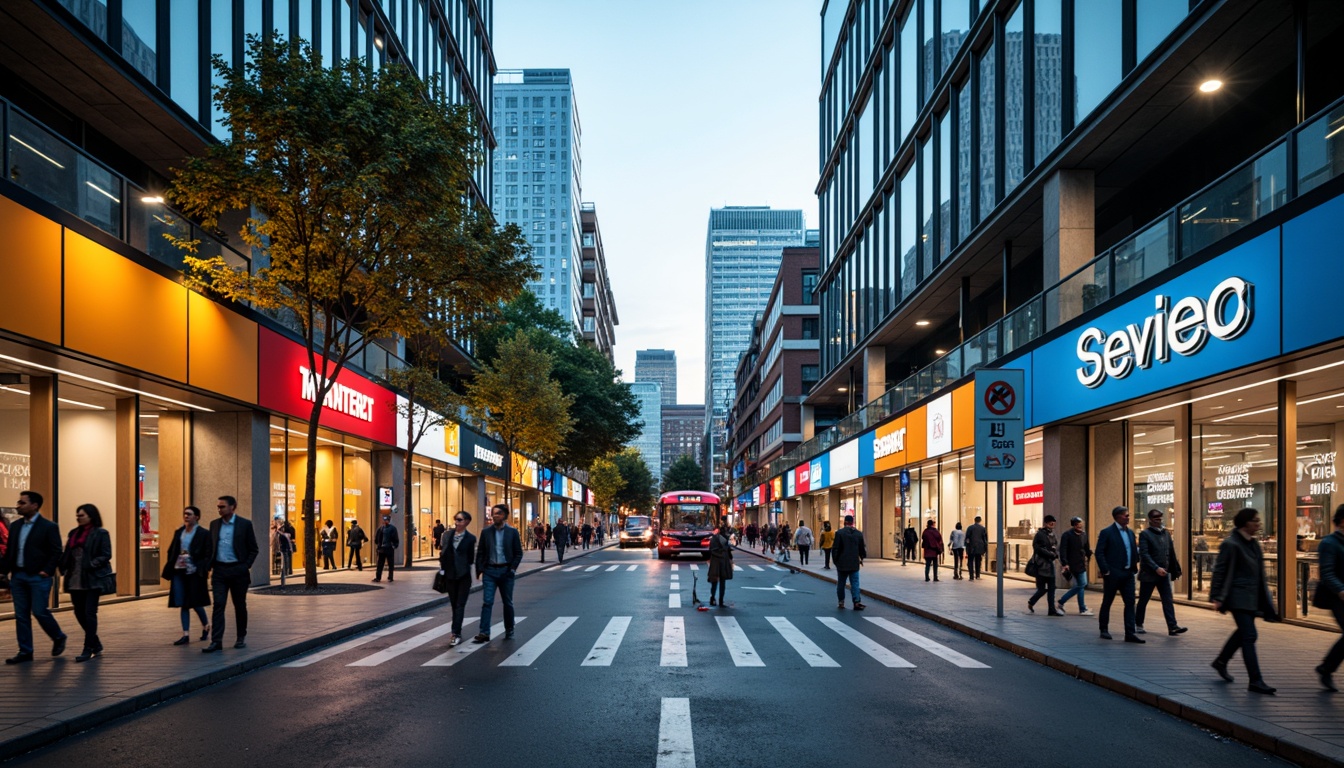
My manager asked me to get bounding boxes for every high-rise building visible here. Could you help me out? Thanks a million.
[636,349,677,406]
[492,69,583,337]
[660,404,705,482]
[580,203,617,361]
[704,207,806,488]
[629,381,663,482]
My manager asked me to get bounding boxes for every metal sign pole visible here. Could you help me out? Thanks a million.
[996,480,1004,618]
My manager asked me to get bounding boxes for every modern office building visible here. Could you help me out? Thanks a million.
[580,203,617,361]
[492,68,584,336]
[734,0,1344,627]
[629,381,663,482]
[661,404,705,482]
[636,349,678,406]
[704,206,807,490]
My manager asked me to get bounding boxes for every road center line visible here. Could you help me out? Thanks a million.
[656,697,696,768]
[661,617,687,666]
[672,564,680,571]
[582,616,632,666]
[669,592,682,609]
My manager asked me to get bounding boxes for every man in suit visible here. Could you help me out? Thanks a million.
[3,491,67,663]
[203,495,259,652]
[474,504,523,643]
[1094,505,1143,643]
[965,516,989,580]
[373,515,399,582]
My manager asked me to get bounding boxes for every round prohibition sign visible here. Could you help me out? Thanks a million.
[984,381,1016,416]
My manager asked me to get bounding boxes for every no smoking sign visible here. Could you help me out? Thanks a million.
[974,370,1024,481]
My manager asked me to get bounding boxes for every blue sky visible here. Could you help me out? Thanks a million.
[493,0,821,404]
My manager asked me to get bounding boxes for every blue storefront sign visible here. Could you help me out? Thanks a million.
[810,453,830,491]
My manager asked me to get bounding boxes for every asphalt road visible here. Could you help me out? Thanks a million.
[5,547,1287,768]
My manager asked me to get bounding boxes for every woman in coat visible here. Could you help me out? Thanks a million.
[61,503,113,662]
[439,511,478,647]
[163,505,213,645]
[707,523,734,606]
[1210,507,1278,694]
[777,523,792,562]
[921,519,944,582]
[819,521,835,570]
[1027,516,1062,615]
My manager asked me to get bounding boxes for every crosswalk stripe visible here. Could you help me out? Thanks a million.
[582,616,632,666]
[499,617,576,666]
[864,617,990,668]
[627,565,638,571]
[690,564,699,571]
[585,565,601,572]
[606,565,620,571]
[421,619,523,667]
[749,565,765,571]
[661,616,687,666]
[669,592,682,608]
[715,616,764,667]
[766,617,839,667]
[564,565,582,571]
[769,565,788,572]
[657,698,696,768]
[733,565,743,571]
[282,617,435,667]
[349,621,459,666]
[816,617,915,668]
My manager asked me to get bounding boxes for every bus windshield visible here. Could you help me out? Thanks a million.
[660,503,714,531]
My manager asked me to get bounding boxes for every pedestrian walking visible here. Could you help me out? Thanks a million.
[1095,505,1142,642]
[203,496,259,653]
[269,516,292,576]
[2,490,67,664]
[746,523,758,549]
[778,523,792,562]
[832,514,867,610]
[346,520,367,570]
[320,519,339,570]
[61,504,112,662]
[949,522,966,579]
[903,525,919,560]
[1312,503,1344,691]
[553,519,570,563]
[280,517,296,574]
[1057,516,1093,615]
[819,521,835,569]
[765,524,778,554]
[1210,507,1278,694]
[373,514,399,582]
[438,511,477,647]
[431,520,445,553]
[596,522,605,546]
[707,523,733,606]
[474,504,523,643]
[163,505,212,645]
[794,521,814,566]
[533,520,547,562]
[921,519,944,582]
[1026,515,1062,616]
[965,517,988,580]
[1136,509,1187,636]
[580,521,593,550]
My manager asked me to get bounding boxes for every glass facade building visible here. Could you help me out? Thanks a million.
[630,381,663,483]
[636,349,678,407]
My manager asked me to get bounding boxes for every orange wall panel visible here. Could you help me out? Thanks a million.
[0,197,62,343]
[952,383,975,450]
[189,292,257,403]
[905,407,927,464]
[64,231,187,381]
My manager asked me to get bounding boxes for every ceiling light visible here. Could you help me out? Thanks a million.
[140,196,164,204]
[934,349,946,355]
[1110,358,1344,421]
[915,320,930,327]
[1199,79,1223,93]
[837,387,848,392]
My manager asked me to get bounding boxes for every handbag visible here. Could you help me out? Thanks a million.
[94,571,117,596]
[1024,557,1041,578]
[431,569,450,594]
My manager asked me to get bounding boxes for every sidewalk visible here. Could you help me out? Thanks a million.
[0,542,613,760]
[737,545,1344,767]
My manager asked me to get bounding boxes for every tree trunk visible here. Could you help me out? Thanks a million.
[402,384,417,569]
[303,399,322,589]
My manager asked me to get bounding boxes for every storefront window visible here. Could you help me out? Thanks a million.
[1193,423,1278,602]
[0,376,32,607]
[138,405,189,593]
[1295,390,1342,625]
[269,420,374,575]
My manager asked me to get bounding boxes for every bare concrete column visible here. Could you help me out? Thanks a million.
[1090,420,1128,582]
[863,346,886,407]
[1044,425,1088,525]
[801,404,816,442]
[861,477,883,555]
[1043,169,1096,327]
[193,412,271,586]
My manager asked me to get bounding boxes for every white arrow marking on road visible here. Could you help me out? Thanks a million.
[816,617,915,668]
[661,617,687,666]
[499,617,576,666]
[766,617,839,667]
[585,565,601,572]
[606,565,620,571]
[421,618,525,667]
[582,616,632,666]
[715,617,764,667]
[748,565,765,572]
[864,617,990,668]
[656,697,696,768]
[282,617,436,667]
[348,621,461,666]
[741,581,803,594]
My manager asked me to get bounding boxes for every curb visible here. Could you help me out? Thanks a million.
[733,546,1344,768]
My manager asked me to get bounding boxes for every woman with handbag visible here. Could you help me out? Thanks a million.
[1210,507,1278,695]
[437,511,477,647]
[162,505,213,645]
[1026,515,1062,615]
[61,503,113,662]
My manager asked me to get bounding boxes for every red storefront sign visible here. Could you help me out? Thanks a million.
[258,328,397,445]
[795,464,811,494]
[1012,484,1045,505]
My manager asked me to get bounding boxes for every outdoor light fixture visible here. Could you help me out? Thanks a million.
[837,387,848,392]
[141,195,164,204]
[915,320,930,327]
[934,349,946,355]
[374,36,384,49]
[1199,79,1223,93]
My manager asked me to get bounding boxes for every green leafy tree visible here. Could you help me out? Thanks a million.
[662,454,708,493]
[587,456,625,519]
[168,36,533,587]
[465,331,574,509]
[612,447,656,514]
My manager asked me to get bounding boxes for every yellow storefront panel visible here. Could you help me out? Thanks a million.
[873,415,907,473]
[64,231,187,382]
[0,197,61,344]
[188,291,257,403]
[952,383,975,450]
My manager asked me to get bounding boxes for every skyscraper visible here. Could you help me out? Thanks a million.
[635,349,677,406]
[629,381,663,483]
[492,69,583,336]
[704,207,806,488]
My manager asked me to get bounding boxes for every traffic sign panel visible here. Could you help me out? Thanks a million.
[974,370,1024,481]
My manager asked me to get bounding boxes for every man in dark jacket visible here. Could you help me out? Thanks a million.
[346,520,367,570]
[1313,504,1344,691]
[1057,516,1093,614]
[965,516,988,580]
[474,504,524,643]
[553,519,571,562]
[373,515,400,582]
[1136,509,1187,636]
[3,491,67,663]
[831,514,867,610]
[1095,505,1142,642]
[203,495,259,652]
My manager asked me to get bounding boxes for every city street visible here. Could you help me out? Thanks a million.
[5,548,1285,768]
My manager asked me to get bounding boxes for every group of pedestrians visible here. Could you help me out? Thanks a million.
[743,520,832,567]
[435,504,523,646]
[528,518,608,564]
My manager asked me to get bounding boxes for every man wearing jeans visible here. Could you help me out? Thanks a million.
[3,491,67,664]
[473,504,523,643]
[831,514,867,610]
[1058,516,1093,615]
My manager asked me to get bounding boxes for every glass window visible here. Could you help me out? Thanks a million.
[121,0,157,81]
[900,161,917,300]
[274,0,289,38]
[857,94,874,207]
[956,80,972,241]
[921,136,934,281]
[170,1,199,122]
[1193,423,1279,604]
[210,0,232,138]
[1297,392,1343,626]
[978,43,996,221]
[1004,3,1025,188]
[1136,0,1187,64]
[900,6,917,143]
[942,0,970,72]
[1034,0,1063,163]
[939,110,952,259]
[1074,0,1123,124]
[921,0,935,103]
[886,187,899,307]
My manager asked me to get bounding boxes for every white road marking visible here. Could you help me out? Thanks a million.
[661,617,687,666]
[715,617,764,667]
[656,698,696,768]
[348,621,459,666]
[733,565,743,571]
[769,565,788,572]
[749,565,765,572]
[816,617,915,668]
[690,564,699,571]
[766,617,839,667]
[585,565,601,572]
[499,617,576,666]
[582,616,632,666]
[283,617,435,667]
[421,619,523,666]
[627,565,639,571]
[669,592,682,608]
[606,565,621,571]
[672,564,680,571]
[865,617,990,668]
[564,566,583,571]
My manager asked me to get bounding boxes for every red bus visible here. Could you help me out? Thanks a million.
[655,491,722,560]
